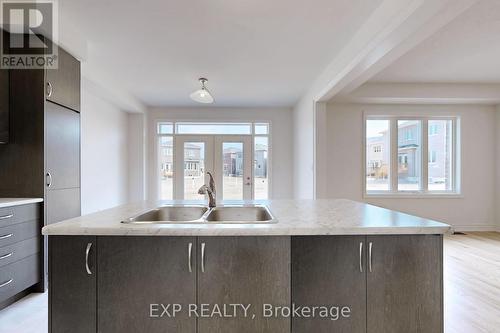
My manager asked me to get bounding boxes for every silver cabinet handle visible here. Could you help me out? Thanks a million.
[0,214,13,220]
[0,252,13,260]
[85,243,92,275]
[359,242,363,273]
[46,81,53,98]
[188,242,193,273]
[0,233,13,240]
[46,172,52,188]
[201,242,206,273]
[369,242,373,273]
[0,279,13,288]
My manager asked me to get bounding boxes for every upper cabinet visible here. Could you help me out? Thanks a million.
[0,66,8,144]
[45,47,81,112]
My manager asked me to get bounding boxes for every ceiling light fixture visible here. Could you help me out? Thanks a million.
[190,78,214,104]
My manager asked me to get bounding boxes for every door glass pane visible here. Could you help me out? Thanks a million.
[176,123,252,135]
[428,120,453,191]
[222,142,244,200]
[159,136,173,200]
[254,137,268,199]
[184,142,205,200]
[366,120,390,191]
[398,120,422,191]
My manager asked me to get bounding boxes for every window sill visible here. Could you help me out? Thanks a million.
[364,192,463,199]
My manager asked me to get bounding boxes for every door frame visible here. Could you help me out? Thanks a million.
[214,135,253,200]
[174,135,214,200]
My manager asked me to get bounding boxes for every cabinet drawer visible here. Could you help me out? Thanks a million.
[0,255,40,302]
[0,220,39,248]
[0,237,39,268]
[0,204,40,228]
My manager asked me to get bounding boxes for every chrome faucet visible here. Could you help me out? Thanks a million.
[198,171,216,208]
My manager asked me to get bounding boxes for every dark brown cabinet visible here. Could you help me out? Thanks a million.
[291,235,443,333]
[45,102,80,190]
[49,236,96,333]
[292,236,367,333]
[48,235,442,333]
[46,47,81,112]
[0,67,8,144]
[97,237,197,333]
[197,237,290,333]
[366,235,443,333]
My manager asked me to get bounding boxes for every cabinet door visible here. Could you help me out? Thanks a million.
[98,237,197,333]
[0,66,8,144]
[49,236,96,333]
[46,101,80,190]
[46,47,80,112]
[366,235,443,333]
[292,236,367,333]
[46,188,80,224]
[197,236,290,333]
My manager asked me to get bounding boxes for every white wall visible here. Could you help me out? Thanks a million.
[497,105,500,229]
[146,107,294,201]
[127,113,146,202]
[81,81,129,214]
[292,98,315,199]
[325,103,497,230]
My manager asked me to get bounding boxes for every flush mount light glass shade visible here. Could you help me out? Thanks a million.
[190,78,214,104]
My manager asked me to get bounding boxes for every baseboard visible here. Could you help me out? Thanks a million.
[452,225,499,232]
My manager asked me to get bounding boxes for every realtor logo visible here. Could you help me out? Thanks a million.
[0,0,58,68]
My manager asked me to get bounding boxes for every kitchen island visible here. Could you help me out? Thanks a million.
[42,199,451,333]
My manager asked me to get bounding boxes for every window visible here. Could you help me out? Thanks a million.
[365,120,390,191]
[365,117,459,195]
[157,122,270,200]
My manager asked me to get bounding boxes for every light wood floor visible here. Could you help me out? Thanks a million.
[0,232,500,333]
[444,232,500,333]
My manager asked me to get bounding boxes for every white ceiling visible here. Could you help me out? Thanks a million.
[372,0,500,83]
[58,0,382,107]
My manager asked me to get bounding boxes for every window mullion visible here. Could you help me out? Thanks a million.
[390,119,398,192]
[422,119,429,192]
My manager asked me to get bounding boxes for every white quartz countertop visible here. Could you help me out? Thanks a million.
[0,198,43,208]
[41,199,451,236]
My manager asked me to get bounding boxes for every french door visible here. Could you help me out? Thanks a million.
[174,135,253,201]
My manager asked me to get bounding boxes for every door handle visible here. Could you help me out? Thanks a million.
[359,242,363,273]
[201,242,206,273]
[368,242,373,273]
[0,214,13,220]
[0,279,13,288]
[46,82,53,98]
[188,242,193,273]
[46,172,52,188]
[85,243,92,275]
[0,252,13,260]
[0,233,13,240]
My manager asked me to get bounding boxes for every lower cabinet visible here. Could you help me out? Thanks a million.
[49,235,442,333]
[49,236,290,333]
[366,235,443,333]
[292,235,443,333]
[49,236,96,333]
[197,237,290,333]
[292,236,367,333]
[97,237,197,333]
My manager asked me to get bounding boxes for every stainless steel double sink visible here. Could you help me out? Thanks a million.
[121,205,277,224]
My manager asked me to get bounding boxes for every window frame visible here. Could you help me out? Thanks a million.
[363,115,461,198]
[155,121,272,200]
